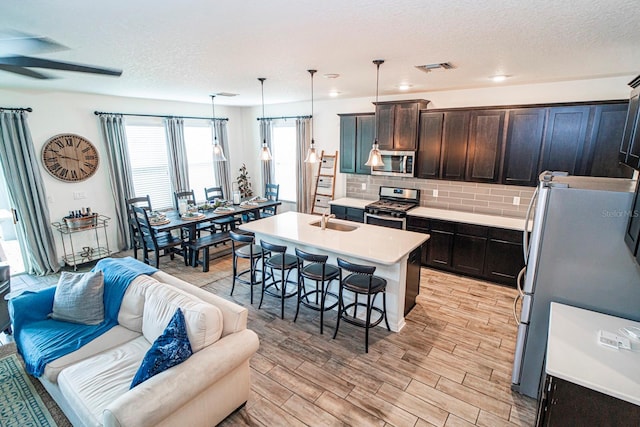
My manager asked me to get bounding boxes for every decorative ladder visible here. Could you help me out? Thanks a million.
[311,150,338,215]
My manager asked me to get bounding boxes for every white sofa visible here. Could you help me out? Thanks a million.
[34,269,259,427]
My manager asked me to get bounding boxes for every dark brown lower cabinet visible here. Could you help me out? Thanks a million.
[407,216,524,287]
[452,224,487,276]
[330,205,364,223]
[537,375,640,427]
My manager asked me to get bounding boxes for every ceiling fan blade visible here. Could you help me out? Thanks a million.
[0,63,51,79]
[0,55,122,77]
[0,30,68,55]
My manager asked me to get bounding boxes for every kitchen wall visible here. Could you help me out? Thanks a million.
[345,175,535,218]
[0,74,632,263]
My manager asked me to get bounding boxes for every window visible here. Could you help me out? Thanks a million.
[272,122,297,202]
[125,119,217,210]
[125,121,173,210]
[184,121,216,202]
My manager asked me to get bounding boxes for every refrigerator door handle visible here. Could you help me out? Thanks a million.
[522,185,539,265]
[513,292,522,324]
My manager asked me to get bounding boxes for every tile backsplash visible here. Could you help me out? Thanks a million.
[345,175,536,218]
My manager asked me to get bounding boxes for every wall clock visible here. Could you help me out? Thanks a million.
[41,133,99,182]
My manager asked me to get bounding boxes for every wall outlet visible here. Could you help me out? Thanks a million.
[513,196,520,206]
[433,189,439,198]
[361,183,366,190]
[73,191,86,200]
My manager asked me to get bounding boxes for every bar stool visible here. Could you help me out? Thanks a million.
[260,240,298,319]
[294,248,340,334]
[333,257,390,353]
[229,230,265,304]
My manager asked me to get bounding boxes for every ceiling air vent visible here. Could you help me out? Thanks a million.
[216,92,238,97]
[415,62,455,73]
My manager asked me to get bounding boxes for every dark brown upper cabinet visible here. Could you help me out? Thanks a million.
[502,108,546,186]
[539,106,590,175]
[583,103,632,178]
[375,100,429,151]
[440,111,470,181]
[620,76,640,170]
[465,110,506,183]
[416,112,444,179]
[339,113,375,175]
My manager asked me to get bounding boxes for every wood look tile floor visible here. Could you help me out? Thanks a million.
[15,251,537,426]
[164,253,537,427]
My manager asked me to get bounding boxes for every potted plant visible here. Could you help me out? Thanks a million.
[236,163,253,198]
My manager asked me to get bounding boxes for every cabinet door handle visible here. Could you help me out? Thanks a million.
[11,208,18,224]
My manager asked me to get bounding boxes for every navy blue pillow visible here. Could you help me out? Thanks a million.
[130,308,193,389]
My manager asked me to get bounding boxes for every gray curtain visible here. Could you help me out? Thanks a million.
[295,118,313,213]
[0,111,59,275]
[165,118,189,193]
[260,119,274,189]
[98,113,135,251]
[213,120,232,199]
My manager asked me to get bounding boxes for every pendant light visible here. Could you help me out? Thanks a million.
[258,77,272,161]
[304,69,318,164]
[210,94,227,162]
[365,59,385,167]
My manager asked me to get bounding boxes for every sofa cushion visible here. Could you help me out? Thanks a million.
[43,325,141,383]
[57,336,150,427]
[117,274,160,333]
[50,271,104,325]
[130,308,192,388]
[142,283,223,353]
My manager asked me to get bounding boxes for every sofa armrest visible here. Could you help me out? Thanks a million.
[103,328,260,427]
[8,286,56,330]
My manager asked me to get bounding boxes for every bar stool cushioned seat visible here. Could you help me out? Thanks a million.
[333,257,390,353]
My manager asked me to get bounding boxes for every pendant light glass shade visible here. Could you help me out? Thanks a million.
[258,77,272,161]
[365,59,386,168]
[304,69,318,164]
[210,94,227,162]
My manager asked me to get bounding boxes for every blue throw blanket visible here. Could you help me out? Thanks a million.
[9,257,157,377]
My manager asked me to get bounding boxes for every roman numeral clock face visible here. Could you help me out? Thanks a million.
[41,134,99,182]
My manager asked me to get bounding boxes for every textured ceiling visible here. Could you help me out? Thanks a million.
[1,0,639,106]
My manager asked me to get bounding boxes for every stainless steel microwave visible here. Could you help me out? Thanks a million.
[371,151,416,177]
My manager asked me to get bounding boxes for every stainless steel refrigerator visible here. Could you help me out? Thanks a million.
[511,171,640,398]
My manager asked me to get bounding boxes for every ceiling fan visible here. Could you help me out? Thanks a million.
[0,30,122,79]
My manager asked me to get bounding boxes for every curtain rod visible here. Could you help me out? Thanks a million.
[94,111,229,121]
[257,115,312,121]
[0,107,33,112]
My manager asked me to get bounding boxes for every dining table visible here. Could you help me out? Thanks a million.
[150,199,282,242]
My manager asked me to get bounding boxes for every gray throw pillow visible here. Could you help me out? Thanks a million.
[50,270,105,325]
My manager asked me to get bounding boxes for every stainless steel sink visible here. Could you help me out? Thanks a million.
[309,220,359,232]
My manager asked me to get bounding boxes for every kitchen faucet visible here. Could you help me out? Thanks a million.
[321,211,336,230]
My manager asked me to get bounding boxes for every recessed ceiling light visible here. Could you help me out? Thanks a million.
[398,84,412,91]
[323,73,340,79]
[329,90,340,97]
[490,75,508,82]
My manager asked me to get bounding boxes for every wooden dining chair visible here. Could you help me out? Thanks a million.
[126,195,152,259]
[262,183,280,217]
[133,206,185,268]
[205,186,241,231]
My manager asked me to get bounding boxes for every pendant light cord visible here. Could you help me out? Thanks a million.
[259,77,267,145]
[210,94,217,142]
[308,69,316,143]
[373,59,384,143]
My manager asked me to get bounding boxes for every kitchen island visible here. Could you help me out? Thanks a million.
[240,211,429,332]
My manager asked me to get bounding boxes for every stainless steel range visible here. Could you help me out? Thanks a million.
[364,186,420,229]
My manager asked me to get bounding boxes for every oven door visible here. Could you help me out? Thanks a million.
[364,212,406,229]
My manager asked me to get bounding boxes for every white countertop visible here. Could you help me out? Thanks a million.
[239,211,428,265]
[547,303,640,406]
[409,207,529,231]
[329,197,373,209]
[329,198,529,231]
